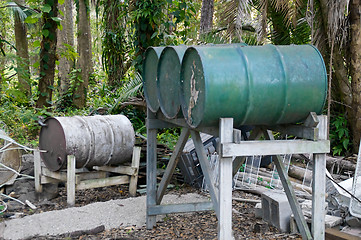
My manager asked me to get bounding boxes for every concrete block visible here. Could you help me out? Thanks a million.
[254,203,262,219]
[261,190,292,232]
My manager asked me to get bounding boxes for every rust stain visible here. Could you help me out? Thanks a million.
[188,60,199,121]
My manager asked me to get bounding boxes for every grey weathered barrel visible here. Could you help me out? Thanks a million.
[157,45,188,119]
[143,47,164,113]
[39,115,135,171]
[180,44,327,128]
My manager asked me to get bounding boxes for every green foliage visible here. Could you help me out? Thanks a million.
[330,113,351,156]
[56,68,82,109]
[157,128,180,149]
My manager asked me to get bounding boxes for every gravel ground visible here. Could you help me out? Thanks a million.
[3,184,301,240]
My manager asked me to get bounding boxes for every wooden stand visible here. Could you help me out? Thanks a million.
[34,147,141,206]
[146,109,329,240]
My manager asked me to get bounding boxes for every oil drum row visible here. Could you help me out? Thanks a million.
[143,44,327,129]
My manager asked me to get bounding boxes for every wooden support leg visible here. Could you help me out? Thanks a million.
[263,129,312,240]
[67,155,76,206]
[34,150,43,193]
[191,130,219,216]
[219,118,234,240]
[312,116,327,239]
[232,127,263,176]
[146,109,158,229]
[157,129,190,204]
[129,146,141,197]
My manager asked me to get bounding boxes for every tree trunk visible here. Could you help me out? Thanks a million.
[200,0,214,36]
[36,0,58,108]
[57,0,74,100]
[350,0,361,152]
[14,0,31,97]
[103,0,126,88]
[73,0,92,108]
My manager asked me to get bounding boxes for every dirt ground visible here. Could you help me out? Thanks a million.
[1,152,302,239]
[4,183,301,240]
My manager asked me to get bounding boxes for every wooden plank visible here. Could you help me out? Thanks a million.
[147,118,179,129]
[42,167,68,182]
[233,129,242,144]
[267,125,319,140]
[146,108,158,229]
[148,202,213,215]
[222,140,330,157]
[304,112,319,128]
[325,228,361,240]
[263,130,312,240]
[156,129,190,204]
[155,112,219,136]
[33,150,43,193]
[218,118,234,240]
[191,130,219,217]
[93,165,136,176]
[76,175,129,190]
[40,175,60,184]
[312,115,328,239]
[76,171,107,181]
[129,147,141,197]
[232,127,263,176]
[67,155,76,206]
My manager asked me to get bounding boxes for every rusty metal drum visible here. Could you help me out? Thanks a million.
[157,45,188,119]
[39,115,135,171]
[180,44,327,128]
[143,47,164,113]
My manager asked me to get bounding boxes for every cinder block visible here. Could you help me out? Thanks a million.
[261,191,292,232]
[254,203,262,219]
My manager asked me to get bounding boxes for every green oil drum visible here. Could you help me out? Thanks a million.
[157,45,188,119]
[143,47,164,113]
[180,44,327,128]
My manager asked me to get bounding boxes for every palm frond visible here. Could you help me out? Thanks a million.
[110,72,143,113]
[327,0,349,46]
[7,2,31,22]
[219,0,253,42]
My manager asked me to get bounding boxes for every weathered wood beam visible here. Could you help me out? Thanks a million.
[267,125,319,141]
[157,129,190,204]
[218,118,234,240]
[148,202,213,215]
[222,140,329,157]
[76,176,129,190]
[191,130,219,216]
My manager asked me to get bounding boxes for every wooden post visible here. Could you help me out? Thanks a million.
[146,109,157,229]
[218,118,234,240]
[312,115,327,239]
[129,146,141,197]
[191,130,219,216]
[67,155,76,206]
[263,129,312,240]
[34,150,43,193]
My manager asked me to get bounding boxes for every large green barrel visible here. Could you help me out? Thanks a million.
[180,44,327,128]
[157,46,188,119]
[143,47,164,113]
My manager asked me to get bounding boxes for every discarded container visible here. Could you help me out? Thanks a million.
[143,47,165,113]
[39,115,135,171]
[0,142,21,186]
[180,44,327,128]
[157,45,188,119]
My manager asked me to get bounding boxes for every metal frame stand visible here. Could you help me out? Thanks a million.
[34,147,141,206]
[146,109,329,240]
